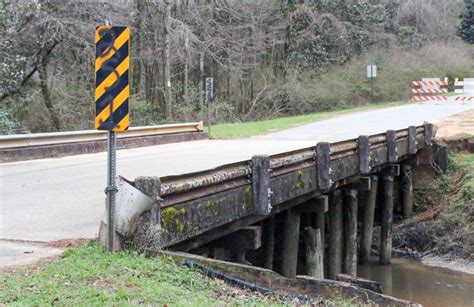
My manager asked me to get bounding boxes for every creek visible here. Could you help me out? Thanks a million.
[357,258,474,307]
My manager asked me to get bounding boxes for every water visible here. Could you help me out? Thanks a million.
[358,258,474,307]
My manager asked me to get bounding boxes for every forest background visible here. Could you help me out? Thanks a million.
[1,0,473,133]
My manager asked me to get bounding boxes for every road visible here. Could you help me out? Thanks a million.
[1,99,472,265]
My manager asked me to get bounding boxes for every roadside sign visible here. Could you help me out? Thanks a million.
[95,26,130,131]
[95,25,130,252]
[367,65,377,78]
[367,65,376,102]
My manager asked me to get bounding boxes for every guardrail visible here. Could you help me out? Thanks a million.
[0,122,204,149]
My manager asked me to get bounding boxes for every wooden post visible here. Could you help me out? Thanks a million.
[235,250,246,263]
[328,190,343,279]
[281,208,300,277]
[343,189,358,276]
[305,227,324,279]
[401,164,414,218]
[263,216,275,270]
[360,176,378,264]
[314,196,327,249]
[380,174,394,264]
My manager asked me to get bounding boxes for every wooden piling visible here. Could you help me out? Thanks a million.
[360,176,378,264]
[328,190,343,279]
[401,164,414,218]
[263,216,275,270]
[343,189,358,276]
[305,227,324,279]
[380,175,394,265]
[281,208,300,278]
[314,196,327,249]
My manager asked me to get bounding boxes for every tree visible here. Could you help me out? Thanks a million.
[458,0,474,44]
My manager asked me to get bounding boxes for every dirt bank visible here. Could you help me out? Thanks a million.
[391,109,474,273]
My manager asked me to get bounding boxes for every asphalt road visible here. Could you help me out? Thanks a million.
[0,99,472,265]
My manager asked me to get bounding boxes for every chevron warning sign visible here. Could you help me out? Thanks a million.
[95,26,130,131]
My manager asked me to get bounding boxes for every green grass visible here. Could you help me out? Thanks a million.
[449,152,474,201]
[207,100,410,139]
[0,243,284,305]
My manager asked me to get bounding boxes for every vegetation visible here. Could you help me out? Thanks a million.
[394,151,474,259]
[1,0,472,134]
[0,242,286,305]
[209,100,406,139]
[458,0,474,44]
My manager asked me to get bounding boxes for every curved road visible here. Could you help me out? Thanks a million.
[1,99,472,265]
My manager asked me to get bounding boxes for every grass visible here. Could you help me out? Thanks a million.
[207,100,410,139]
[449,152,474,201]
[0,243,285,305]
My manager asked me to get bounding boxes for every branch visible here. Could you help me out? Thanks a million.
[1,40,60,102]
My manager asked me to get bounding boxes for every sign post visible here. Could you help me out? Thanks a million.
[95,26,130,252]
[367,65,377,102]
[206,77,213,138]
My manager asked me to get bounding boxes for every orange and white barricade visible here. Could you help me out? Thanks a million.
[412,78,448,104]
[454,78,474,104]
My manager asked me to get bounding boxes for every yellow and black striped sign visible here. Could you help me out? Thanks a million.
[95,26,130,131]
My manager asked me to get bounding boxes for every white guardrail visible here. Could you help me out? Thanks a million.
[0,121,204,150]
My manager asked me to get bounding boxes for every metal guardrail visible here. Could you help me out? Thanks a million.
[0,121,204,149]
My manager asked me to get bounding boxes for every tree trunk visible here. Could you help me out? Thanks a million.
[38,54,61,131]
[184,32,189,118]
[199,50,205,111]
[163,0,172,119]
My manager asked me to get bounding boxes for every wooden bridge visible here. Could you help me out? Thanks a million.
[106,123,441,286]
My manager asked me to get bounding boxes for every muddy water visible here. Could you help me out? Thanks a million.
[358,258,474,307]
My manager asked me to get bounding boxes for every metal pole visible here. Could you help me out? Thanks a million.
[370,77,374,102]
[107,131,117,252]
[370,64,374,103]
[207,104,211,138]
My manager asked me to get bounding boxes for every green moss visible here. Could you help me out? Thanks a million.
[160,207,186,232]
[293,170,306,191]
[245,186,253,202]
[175,219,185,233]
